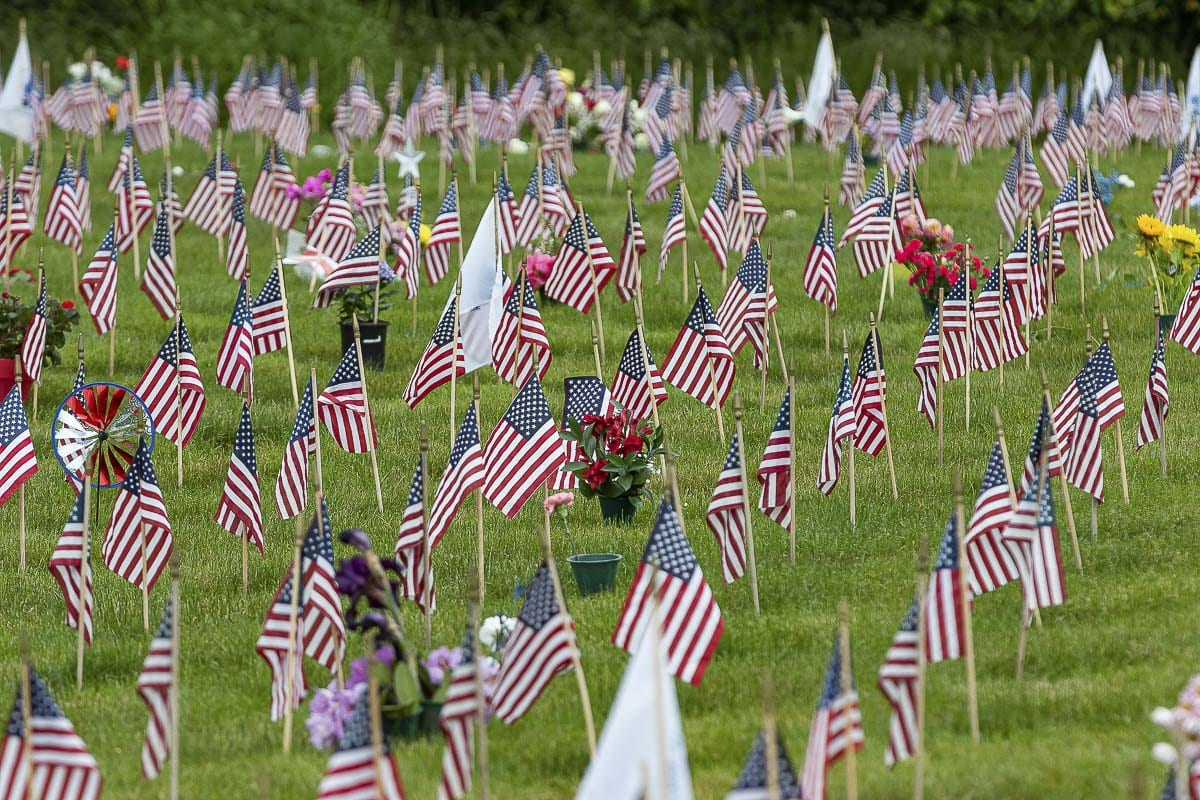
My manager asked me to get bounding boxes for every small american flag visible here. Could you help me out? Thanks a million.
[274,381,316,520]
[1021,400,1066,493]
[1136,329,1169,449]
[972,262,1028,372]
[491,562,576,723]
[20,272,48,383]
[79,224,118,335]
[645,137,681,204]
[257,562,307,722]
[14,150,40,229]
[182,151,233,237]
[1053,341,1125,452]
[1171,266,1200,353]
[135,317,206,448]
[307,161,358,263]
[839,133,866,208]
[116,157,154,254]
[514,162,549,247]
[1063,367,1105,502]
[301,498,345,671]
[0,189,33,270]
[611,328,668,422]
[800,633,865,800]
[137,598,174,779]
[215,280,255,395]
[707,432,749,584]
[851,330,888,456]
[699,169,731,273]
[964,443,1021,596]
[269,147,301,230]
[0,667,101,799]
[727,731,802,800]
[491,277,551,387]
[925,515,966,664]
[395,192,423,300]
[612,499,724,686]
[226,179,249,280]
[44,152,82,254]
[276,87,310,157]
[545,211,616,313]
[995,143,1023,239]
[615,198,647,303]
[483,375,564,519]
[49,492,93,646]
[1002,464,1066,614]
[913,307,944,429]
[841,168,887,243]
[717,240,773,363]
[133,85,166,151]
[550,377,611,491]
[251,264,288,356]
[877,599,920,767]
[102,439,173,592]
[214,402,264,555]
[438,623,479,800]
[850,191,897,278]
[756,387,793,530]
[661,287,734,410]
[76,146,92,232]
[818,354,856,495]
[404,303,465,408]
[142,204,177,321]
[802,205,838,311]
[0,383,36,509]
[1040,112,1071,189]
[495,170,519,255]
[395,459,434,612]
[318,345,378,453]
[425,180,461,285]
[313,225,384,309]
[428,403,485,548]
[657,184,687,278]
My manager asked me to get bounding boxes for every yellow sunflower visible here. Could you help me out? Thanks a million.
[1165,224,1200,252]
[1137,214,1165,237]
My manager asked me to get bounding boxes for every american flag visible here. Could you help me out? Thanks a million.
[972,263,1027,372]
[645,137,681,204]
[79,224,118,335]
[215,280,255,395]
[404,303,465,408]
[260,146,300,230]
[964,442,1021,596]
[661,287,734,409]
[1019,134,1044,211]
[850,191,897,278]
[550,377,611,491]
[1002,463,1066,614]
[116,158,155,254]
[706,432,749,584]
[1053,342,1125,448]
[20,273,48,384]
[995,145,1022,239]
[924,514,967,664]
[135,317,206,448]
[803,205,838,311]
[699,169,731,273]
[251,264,289,356]
[717,240,773,364]
[214,402,264,555]
[852,331,888,456]
[544,210,616,313]
[1040,112,1071,189]
[137,598,175,779]
[735,172,768,239]
[428,403,485,549]
[360,167,390,232]
[611,498,724,685]
[514,162,549,247]
[1063,366,1105,502]
[0,189,33,270]
[728,731,802,800]
[425,180,461,286]
[438,622,479,800]
[395,192,423,300]
[839,133,866,209]
[1021,400,1066,493]
[913,307,945,430]
[540,160,573,236]
[275,381,316,520]
[256,558,306,721]
[248,149,277,225]
[491,562,576,723]
[611,328,668,422]
[616,197,648,303]
[49,492,93,646]
[395,458,434,612]
[318,345,378,453]
[1171,266,1200,352]
[818,354,856,495]
[495,170,519,255]
[142,203,177,321]
[756,387,793,529]
[313,225,384,309]
[841,169,887,244]
[801,633,865,800]
[0,667,101,800]
[299,497,345,671]
[877,596,920,767]
[76,146,91,232]
[133,85,166,151]
[492,276,551,388]
[44,152,82,254]
[183,150,237,238]
[891,167,927,224]
[157,171,184,235]
[276,87,310,157]
[1136,329,1169,449]
[483,375,564,519]
[107,130,132,199]
[657,184,687,279]
[102,439,173,592]
[225,179,249,281]
[307,161,358,263]
[14,150,40,230]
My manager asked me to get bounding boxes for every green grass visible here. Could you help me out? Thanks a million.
[1,129,1196,799]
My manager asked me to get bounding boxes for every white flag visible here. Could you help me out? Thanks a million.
[1182,45,1200,143]
[1080,39,1112,111]
[0,28,34,143]
[803,27,836,126]
[576,624,693,800]
[447,197,507,374]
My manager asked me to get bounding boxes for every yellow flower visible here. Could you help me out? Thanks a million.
[419,223,432,246]
[1138,214,1165,237]
[1165,224,1200,252]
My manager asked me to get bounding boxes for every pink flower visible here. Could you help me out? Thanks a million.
[285,183,302,200]
[544,492,574,515]
[301,176,325,198]
[524,252,555,290]
[317,168,332,183]
[900,214,920,237]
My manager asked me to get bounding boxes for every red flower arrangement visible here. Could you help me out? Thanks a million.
[561,405,666,508]
[894,215,989,300]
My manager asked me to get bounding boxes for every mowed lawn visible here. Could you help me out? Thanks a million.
[0,127,1196,800]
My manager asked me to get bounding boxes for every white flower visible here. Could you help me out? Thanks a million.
[1153,742,1179,765]
[67,63,86,80]
[633,132,650,152]
[1117,174,1135,188]
[478,614,515,652]
[566,91,585,115]
[171,165,185,177]
[507,138,530,156]
[593,99,611,117]
[1152,706,1176,729]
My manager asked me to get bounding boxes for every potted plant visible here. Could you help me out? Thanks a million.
[896,217,987,316]
[546,491,620,596]
[1133,214,1200,334]
[525,240,557,306]
[333,263,396,370]
[561,405,665,525]
[0,271,81,401]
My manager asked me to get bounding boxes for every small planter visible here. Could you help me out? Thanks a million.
[920,295,938,319]
[1159,313,1177,338]
[568,553,623,596]
[597,495,637,524]
[419,700,444,736]
[380,705,421,742]
[0,358,34,403]
[340,320,389,370]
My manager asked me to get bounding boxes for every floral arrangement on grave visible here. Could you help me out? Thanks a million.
[332,262,397,326]
[560,404,665,511]
[1150,674,1200,797]
[1134,214,1200,315]
[895,215,988,310]
[0,271,80,366]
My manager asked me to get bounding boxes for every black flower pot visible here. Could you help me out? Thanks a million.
[380,705,421,742]
[419,700,444,736]
[568,554,623,595]
[920,295,938,319]
[597,495,637,524]
[340,321,389,370]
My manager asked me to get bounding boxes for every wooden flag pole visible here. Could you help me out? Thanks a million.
[537,511,597,756]
[913,534,930,800]
[1153,299,1168,477]
[168,552,182,800]
[680,179,690,305]
[1073,163,1086,317]
[76,458,93,691]
[1084,329,1099,542]
[1045,210,1056,342]
[1015,455,1049,681]
[468,575,491,799]
[787,362,797,567]
[1039,368,1082,572]
[411,177,421,336]
[15,355,25,574]
[844,332,857,527]
[31,258,42,421]
[870,314,899,499]
[996,239,1006,386]
[240,383,253,594]
[351,315,385,513]
[992,407,1019,507]
[310,369,325,496]
[128,146,142,283]
[733,394,762,614]
[643,562,672,800]
[473,374,486,608]
[511,267,528,400]
[419,423,433,645]
[762,676,781,800]
[1100,317,1130,504]
[109,203,119,377]
[1023,217,1033,369]
[282,511,307,753]
[759,249,772,412]
[273,237,300,408]
[1085,165,1102,286]
[590,321,604,381]
[936,287,945,465]
[766,244,789,387]
[693,262,726,442]
[953,468,981,742]
[838,600,859,800]
[216,130,226,263]
[964,243,973,430]
[823,186,832,355]
[876,166,895,323]
[577,201,607,364]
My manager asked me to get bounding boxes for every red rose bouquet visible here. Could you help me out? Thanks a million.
[560,404,666,509]
[895,215,989,301]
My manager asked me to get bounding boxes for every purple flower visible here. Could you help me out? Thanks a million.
[317,168,332,182]
[284,183,302,200]
[302,176,325,197]
[339,528,373,552]
[335,555,369,596]
[378,262,396,285]
[424,646,463,686]
[306,683,364,750]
